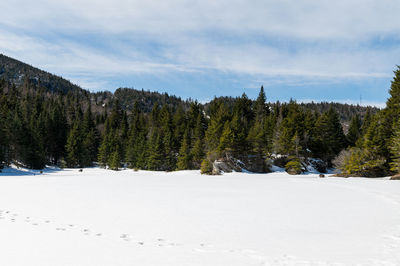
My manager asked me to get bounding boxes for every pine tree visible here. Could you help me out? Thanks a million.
[126,102,147,169]
[177,128,192,170]
[98,100,125,169]
[312,107,346,162]
[218,121,234,155]
[147,131,164,170]
[97,135,110,168]
[361,108,372,135]
[66,122,83,167]
[109,151,121,171]
[386,66,400,120]
[347,114,361,147]
[82,105,99,164]
[47,103,67,165]
[390,122,400,173]
[254,85,268,120]
[191,114,205,168]
[205,103,230,152]
[0,98,8,167]
[159,105,176,170]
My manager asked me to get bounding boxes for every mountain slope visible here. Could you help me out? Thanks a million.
[0,54,82,94]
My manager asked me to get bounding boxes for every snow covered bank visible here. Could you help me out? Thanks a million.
[0,168,399,265]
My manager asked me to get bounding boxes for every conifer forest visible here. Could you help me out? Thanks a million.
[1,54,400,177]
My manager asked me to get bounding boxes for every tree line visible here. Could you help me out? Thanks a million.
[1,68,398,177]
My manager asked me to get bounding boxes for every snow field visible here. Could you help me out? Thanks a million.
[0,168,399,265]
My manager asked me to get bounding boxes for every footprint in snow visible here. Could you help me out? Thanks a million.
[120,234,130,241]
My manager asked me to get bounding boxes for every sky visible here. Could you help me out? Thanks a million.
[1,0,400,107]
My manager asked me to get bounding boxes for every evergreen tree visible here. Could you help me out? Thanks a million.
[254,85,268,120]
[191,114,206,168]
[177,127,192,170]
[0,99,8,167]
[98,100,125,168]
[147,131,164,170]
[205,103,230,152]
[360,108,372,136]
[347,114,361,147]
[312,107,346,163]
[218,121,234,156]
[159,105,176,170]
[66,122,83,167]
[386,66,400,121]
[81,105,99,164]
[126,102,148,169]
[389,121,400,173]
[109,151,121,170]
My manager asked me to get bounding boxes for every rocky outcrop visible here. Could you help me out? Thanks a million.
[211,154,270,175]
[390,174,400,180]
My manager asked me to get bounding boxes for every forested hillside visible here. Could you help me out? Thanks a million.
[0,54,83,94]
[0,55,390,176]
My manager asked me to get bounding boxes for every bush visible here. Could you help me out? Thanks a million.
[200,159,213,175]
[333,148,387,177]
[285,157,302,175]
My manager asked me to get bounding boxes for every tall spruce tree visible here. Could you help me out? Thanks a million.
[66,122,83,167]
[191,114,205,168]
[312,107,346,163]
[347,114,361,147]
[389,119,400,173]
[177,127,192,170]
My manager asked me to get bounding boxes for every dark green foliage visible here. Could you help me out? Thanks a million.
[205,102,230,152]
[285,157,302,175]
[347,114,361,147]
[389,120,400,173]
[0,54,83,94]
[200,158,213,174]
[311,107,346,163]
[190,114,206,168]
[66,123,83,167]
[126,102,147,169]
[0,53,385,175]
[109,151,121,171]
[97,100,126,168]
[333,148,387,177]
[177,128,192,170]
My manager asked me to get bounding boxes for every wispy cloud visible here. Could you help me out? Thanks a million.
[0,0,399,101]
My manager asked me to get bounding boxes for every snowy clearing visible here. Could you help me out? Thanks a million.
[0,168,399,266]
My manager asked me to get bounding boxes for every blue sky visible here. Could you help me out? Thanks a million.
[1,0,400,107]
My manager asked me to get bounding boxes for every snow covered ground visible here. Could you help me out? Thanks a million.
[0,168,399,266]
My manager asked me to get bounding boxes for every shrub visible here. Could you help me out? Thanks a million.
[285,157,302,175]
[333,148,387,177]
[200,159,213,175]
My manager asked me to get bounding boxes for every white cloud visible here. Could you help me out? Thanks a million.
[2,0,400,39]
[0,0,399,92]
